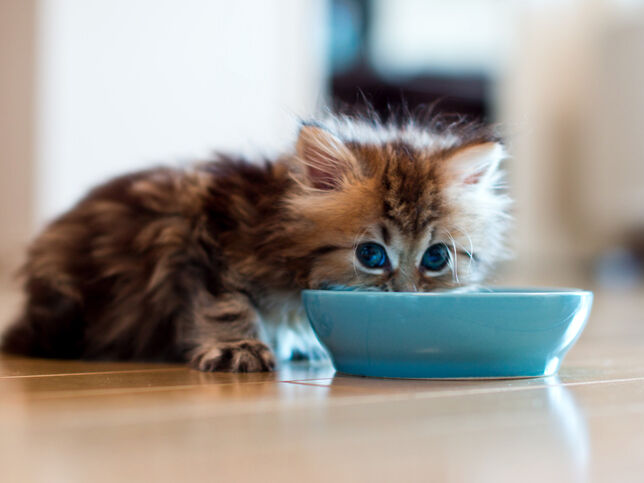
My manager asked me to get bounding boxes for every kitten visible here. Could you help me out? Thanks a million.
[1,113,511,372]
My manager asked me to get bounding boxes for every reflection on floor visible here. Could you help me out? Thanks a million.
[1,287,644,482]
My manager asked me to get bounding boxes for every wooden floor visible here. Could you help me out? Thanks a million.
[1,287,644,482]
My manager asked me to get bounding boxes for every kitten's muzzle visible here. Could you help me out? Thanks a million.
[391,278,419,292]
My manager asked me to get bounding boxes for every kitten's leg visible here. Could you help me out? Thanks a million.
[187,291,275,373]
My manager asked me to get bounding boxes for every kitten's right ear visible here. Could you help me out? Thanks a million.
[295,124,357,190]
[445,141,505,186]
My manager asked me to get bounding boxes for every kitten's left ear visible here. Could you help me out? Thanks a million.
[446,141,506,186]
[295,124,358,190]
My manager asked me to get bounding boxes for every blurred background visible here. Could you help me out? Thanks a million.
[1,0,644,322]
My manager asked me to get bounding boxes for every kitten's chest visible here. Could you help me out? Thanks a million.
[256,290,326,360]
[257,291,305,328]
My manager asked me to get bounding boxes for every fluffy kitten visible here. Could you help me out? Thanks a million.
[1,114,510,372]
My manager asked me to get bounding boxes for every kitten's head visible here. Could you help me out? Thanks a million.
[286,115,511,292]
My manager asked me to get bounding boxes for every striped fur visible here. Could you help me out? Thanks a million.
[1,113,511,371]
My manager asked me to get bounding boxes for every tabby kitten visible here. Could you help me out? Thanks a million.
[1,114,510,372]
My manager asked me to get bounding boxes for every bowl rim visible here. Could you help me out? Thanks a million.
[302,287,593,298]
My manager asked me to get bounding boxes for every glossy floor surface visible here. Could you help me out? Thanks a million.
[1,287,643,482]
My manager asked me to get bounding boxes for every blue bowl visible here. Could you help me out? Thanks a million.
[302,288,593,379]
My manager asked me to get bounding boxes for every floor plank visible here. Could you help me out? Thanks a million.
[1,286,643,482]
[2,376,643,483]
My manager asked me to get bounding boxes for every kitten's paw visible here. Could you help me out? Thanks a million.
[191,340,276,373]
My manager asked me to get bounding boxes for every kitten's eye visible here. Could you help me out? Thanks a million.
[421,243,450,271]
[356,242,388,269]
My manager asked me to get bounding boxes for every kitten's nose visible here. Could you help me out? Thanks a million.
[392,277,418,292]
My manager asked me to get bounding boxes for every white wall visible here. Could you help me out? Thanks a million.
[35,0,328,224]
[371,0,518,76]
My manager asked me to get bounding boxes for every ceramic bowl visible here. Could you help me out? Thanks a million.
[302,288,593,379]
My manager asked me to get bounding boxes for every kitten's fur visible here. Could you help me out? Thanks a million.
[1,114,510,372]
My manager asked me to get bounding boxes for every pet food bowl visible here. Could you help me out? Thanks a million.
[302,288,593,379]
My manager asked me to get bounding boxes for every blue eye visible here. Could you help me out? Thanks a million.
[421,243,450,271]
[356,242,388,269]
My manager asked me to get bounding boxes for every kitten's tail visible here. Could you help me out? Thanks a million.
[1,280,85,359]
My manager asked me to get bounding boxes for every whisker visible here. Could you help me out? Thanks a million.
[445,230,460,285]
[452,223,475,273]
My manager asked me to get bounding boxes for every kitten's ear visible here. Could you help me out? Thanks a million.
[296,124,357,190]
[446,141,505,186]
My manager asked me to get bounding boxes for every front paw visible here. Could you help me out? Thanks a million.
[191,340,276,373]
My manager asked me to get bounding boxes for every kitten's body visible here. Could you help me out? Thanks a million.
[1,114,510,371]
